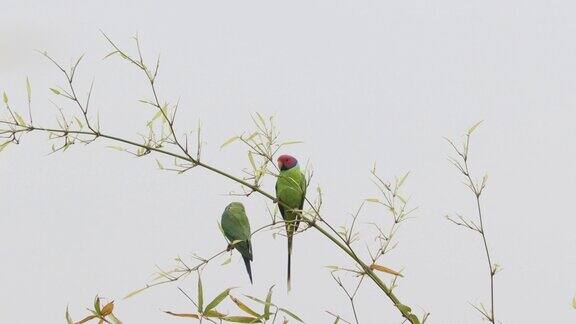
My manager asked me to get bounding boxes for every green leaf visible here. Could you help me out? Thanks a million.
[0,141,11,153]
[124,286,148,299]
[244,132,258,141]
[221,136,239,149]
[94,296,102,315]
[244,295,270,307]
[2,91,7,104]
[74,117,84,129]
[103,50,119,60]
[65,306,74,324]
[147,109,164,126]
[76,314,97,324]
[108,313,123,324]
[223,316,261,323]
[255,112,265,126]
[248,152,256,170]
[365,198,380,203]
[50,88,61,95]
[263,286,273,320]
[160,104,170,125]
[15,113,26,126]
[26,77,32,102]
[205,310,227,318]
[197,276,204,313]
[467,120,483,135]
[156,159,164,170]
[280,140,303,146]
[204,288,232,313]
[164,311,199,318]
[107,146,125,151]
[572,295,576,309]
[279,308,304,322]
[73,54,85,71]
[397,172,410,188]
[230,296,261,317]
[221,257,232,266]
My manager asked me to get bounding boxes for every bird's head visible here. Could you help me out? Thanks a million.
[277,154,298,171]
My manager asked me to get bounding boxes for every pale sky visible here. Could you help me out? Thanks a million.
[1,1,575,323]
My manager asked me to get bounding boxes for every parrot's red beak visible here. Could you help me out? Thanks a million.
[277,160,283,170]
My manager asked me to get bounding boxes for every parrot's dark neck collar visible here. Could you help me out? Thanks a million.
[281,163,297,171]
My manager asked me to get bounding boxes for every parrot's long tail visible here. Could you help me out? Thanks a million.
[242,256,253,284]
[287,234,293,292]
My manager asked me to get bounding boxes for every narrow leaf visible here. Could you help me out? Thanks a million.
[280,140,303,146]
[76,315,98,324]
[243,295,270,307]
[26,77,32,102]
[164,311,199,319]
[221,136,239,149]
[204,309,227,318]
[0,141,12,153]
[279,308,304,322]
[103,50,119,60]
[244,132,258,141]
[255,112,265,126]
[2,91,7,104]
[204,288,232,312]
[467,120,483,135]
[15,113,26,126]
[248,152,256,170]
[197,276,204,312]
[94,296,102,315]
[74,117,84,129]
[223,316,261,323]
[156,159,164,170]
[230,296,261,317]
[221,257,232,266]
[370,264,404,277]
[65,307,74,324]
[263,286,273,320]
[397,172,410,188]
[108,313,122,324]
[124,286,148,299]
[50,88,61,95]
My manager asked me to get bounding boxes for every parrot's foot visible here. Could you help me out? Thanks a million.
[226,244,234,251]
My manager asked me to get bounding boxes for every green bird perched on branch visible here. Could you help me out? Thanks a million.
[221,202,254,283]
[275,154,307,291]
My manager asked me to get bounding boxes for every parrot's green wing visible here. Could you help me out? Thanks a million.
[221,202,253,283]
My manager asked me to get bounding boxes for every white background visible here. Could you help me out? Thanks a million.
[1,1,575,323]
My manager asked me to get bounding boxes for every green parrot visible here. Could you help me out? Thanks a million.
[221,202,254,283]
[275,154,307,291]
